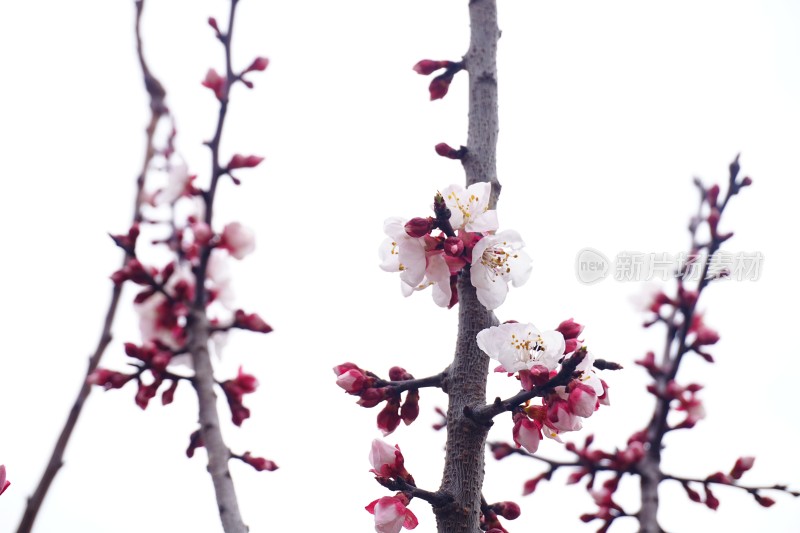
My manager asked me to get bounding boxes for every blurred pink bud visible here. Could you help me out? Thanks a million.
[443,236,464,257]
[234,310,273,333]
[522,474,546,495]
[741,176,753,187]
[227,154,264,169]
[755,494,775,507]
[161,380,179,406]
[490,442,514,460]
[245,56,269,73]
[707,184,720,206]
[87,368,134,390]
[704,486,720,510]
[202,69,226,100]
[208,17,220,32]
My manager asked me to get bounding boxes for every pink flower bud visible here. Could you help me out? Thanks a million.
[241,452,278,471]
[87,368,134,390]
[233,310,273,333]
[208,17,220,32]
[389,366,413,381]
[336,368,368,393]
[227,154,264,169]
[568,382,597,418]
[245,56,269,73]
[400,389,419,425]
[202,68,226,100]
[490,442,514,460]
[412,59,448,75]
[741,176,753,187]
[377,397,402,436]
[161,380,179,405]
[365,495,418,533]
[522,474,546,495]
[730,456,755,479]
[357,387,389,408]
[512,415,541,454]
[333,362,361,376]
[404,217,434,238]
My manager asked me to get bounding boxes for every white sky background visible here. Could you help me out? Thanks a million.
[1,1,799,531]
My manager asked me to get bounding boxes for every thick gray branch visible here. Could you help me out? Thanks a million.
[433,3,501,532]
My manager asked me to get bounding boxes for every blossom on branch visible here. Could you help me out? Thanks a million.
[477,323,564,373]
[470,230,532,310]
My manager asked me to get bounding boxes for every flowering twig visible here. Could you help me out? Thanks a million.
[494,157,796,531]
[15,2,165,531]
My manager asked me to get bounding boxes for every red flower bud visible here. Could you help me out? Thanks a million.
[730,456,755,479]
[186,430,204,458]
[412,59,448,75]
[493,501,521,520]
[556,318,584,339]
[707,184,720,207]
[241,451,278,471]
[429,76,452,100]
[404,217,434,238]
[434,142,465,159]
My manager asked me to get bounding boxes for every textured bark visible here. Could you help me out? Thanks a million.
[188,309,248,533]
[434,1,500,532]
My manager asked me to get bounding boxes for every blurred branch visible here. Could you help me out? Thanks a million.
[15,2,166,531]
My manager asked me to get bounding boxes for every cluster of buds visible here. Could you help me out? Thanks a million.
[333,364,420,436]
[478,318,612,454]
[380,182,532,310]
[366,440,418,533]
[412,59,464,100]
[220,367,259,426]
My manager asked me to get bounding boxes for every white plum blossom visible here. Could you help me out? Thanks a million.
[220,222,255,260]
[399,252,452,307]
[477,322,565,373]
[575,349,605,396]
[379,217,426,288]
[470,230,532,310]
[441,182,498,232]
[157,162,190,205]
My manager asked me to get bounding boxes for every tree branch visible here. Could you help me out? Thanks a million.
[15,2,164,531]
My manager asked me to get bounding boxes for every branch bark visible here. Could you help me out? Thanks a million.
[15,2,163,531]
[434,2,500,531]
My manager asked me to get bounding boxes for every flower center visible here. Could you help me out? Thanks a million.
[480,241,519,281]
